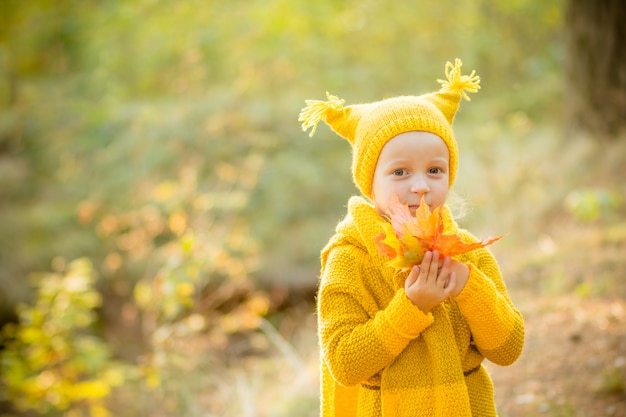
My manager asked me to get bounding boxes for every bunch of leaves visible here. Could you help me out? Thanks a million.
[375,195,505,271]
[0,258,126,417]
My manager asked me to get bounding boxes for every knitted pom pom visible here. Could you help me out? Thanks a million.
[299,92,345,137]
[437,58,481,101]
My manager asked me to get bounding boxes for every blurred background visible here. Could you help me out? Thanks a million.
[0,0,625,416]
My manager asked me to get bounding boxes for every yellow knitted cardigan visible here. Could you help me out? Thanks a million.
[318,196,524,417]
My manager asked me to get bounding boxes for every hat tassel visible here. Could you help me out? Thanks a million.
[437,58,481,101]
[298,92,345,137]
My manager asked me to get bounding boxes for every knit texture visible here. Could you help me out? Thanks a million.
[299,59,480,198]
[318,197,525,417]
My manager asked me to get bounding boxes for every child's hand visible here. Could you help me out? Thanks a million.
[446,259,470,297]
[404,251,461,313]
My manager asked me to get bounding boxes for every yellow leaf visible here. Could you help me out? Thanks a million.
[374,222,399,258]
[168,210,187,235]
[90,404,112,417]
[133,280,153,309]
[69,380,110,400]
[176,282,195,298]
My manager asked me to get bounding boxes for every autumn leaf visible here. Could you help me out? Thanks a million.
[374,194,506,271]
[374,230,397,259]
[432,233,506,258]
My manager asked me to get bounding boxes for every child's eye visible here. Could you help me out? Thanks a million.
[429,167,442,174]
[392,169,406,176]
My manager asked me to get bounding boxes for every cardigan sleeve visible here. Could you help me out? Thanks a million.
[318,245,434,387]
[453,245,524,366]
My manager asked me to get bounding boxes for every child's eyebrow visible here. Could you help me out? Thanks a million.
[387,156,448,165]
[381,157,410,167]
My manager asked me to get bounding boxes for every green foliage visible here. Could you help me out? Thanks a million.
[0,0,565,302]
[564,187,623,222]
[0,0,586,415]
[0,258,124,416]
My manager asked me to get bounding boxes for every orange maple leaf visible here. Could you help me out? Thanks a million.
[374,194,506,271]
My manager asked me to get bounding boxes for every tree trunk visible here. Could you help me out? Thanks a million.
[564,0,626,138]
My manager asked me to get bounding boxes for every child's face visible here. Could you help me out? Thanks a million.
[372,131,450,217]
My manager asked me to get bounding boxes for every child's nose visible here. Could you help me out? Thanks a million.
[410,176,430,194]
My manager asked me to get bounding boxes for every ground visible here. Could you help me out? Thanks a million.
[487,294,626,417]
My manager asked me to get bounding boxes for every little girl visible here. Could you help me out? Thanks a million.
[299,59,524,417]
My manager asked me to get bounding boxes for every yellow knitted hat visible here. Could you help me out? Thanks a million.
[298,59,480,198]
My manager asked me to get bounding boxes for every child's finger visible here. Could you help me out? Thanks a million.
[444,272,457,297]
[438,256,451,288]
[405,265,419,290]
[426,251,440,283]
[419,251,433,280]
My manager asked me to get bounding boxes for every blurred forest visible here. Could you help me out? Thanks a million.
[0,0,625,416]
